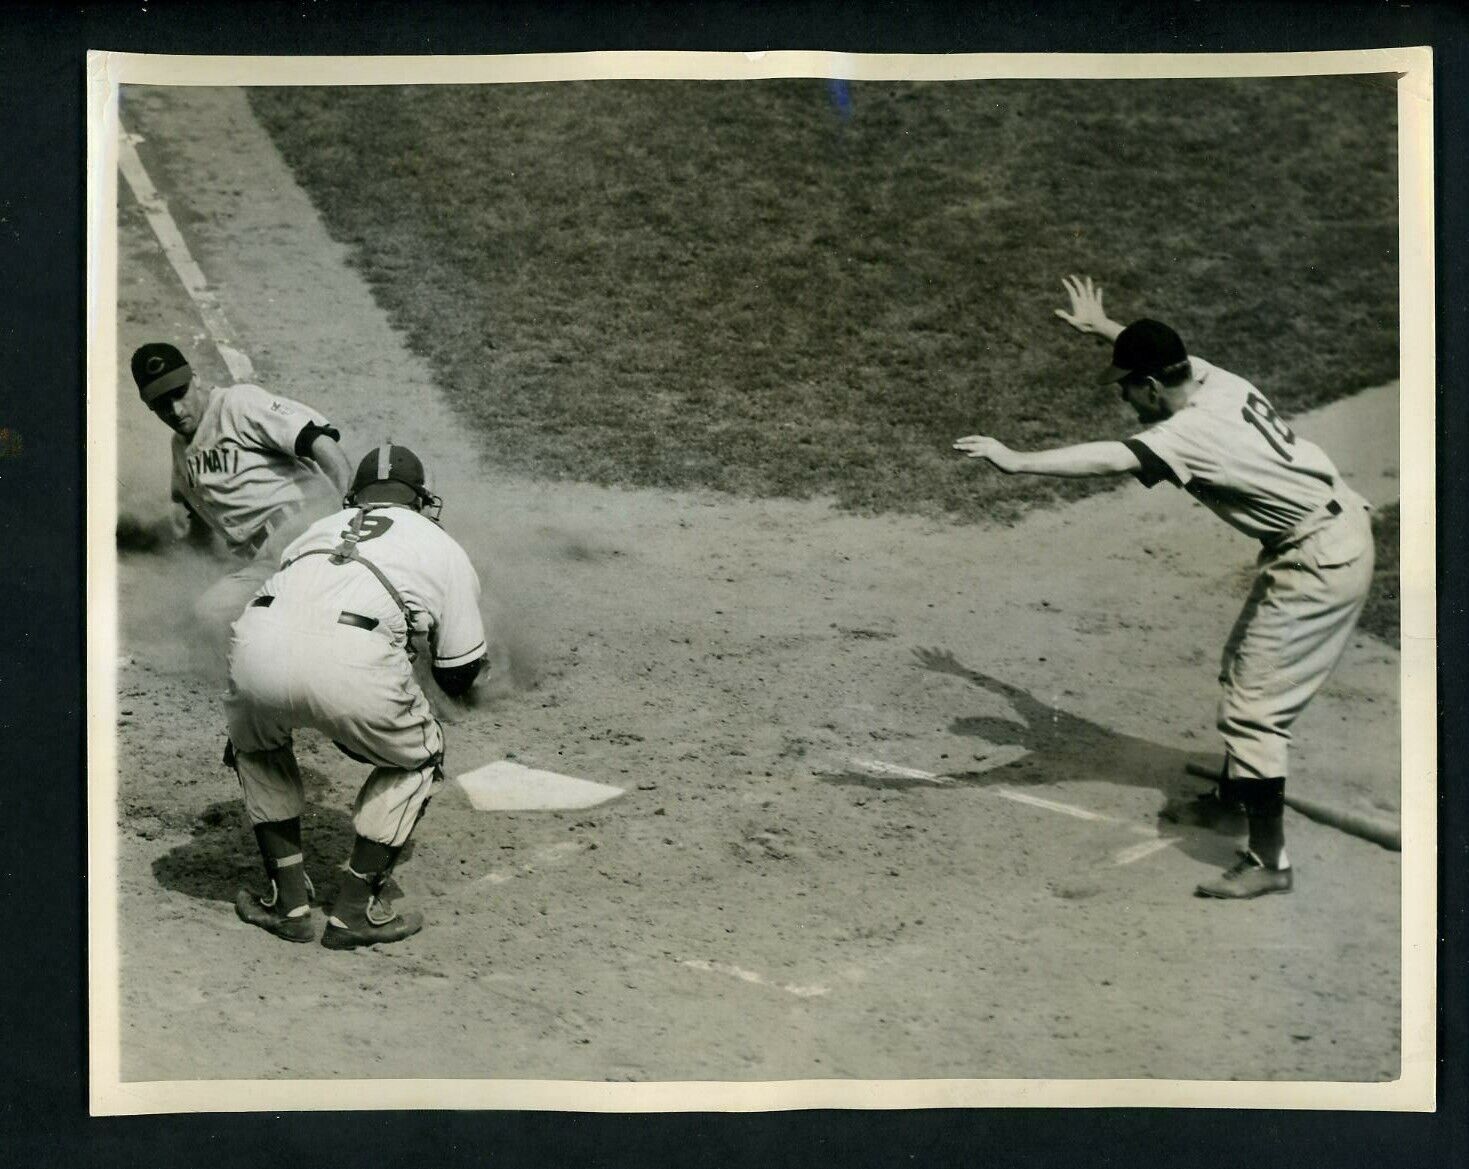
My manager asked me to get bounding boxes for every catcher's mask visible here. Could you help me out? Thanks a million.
[345,443,443,522]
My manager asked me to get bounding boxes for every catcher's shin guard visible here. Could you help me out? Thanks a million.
[323,770,438,950]
[251,819,312,914]
[321,836,422,950]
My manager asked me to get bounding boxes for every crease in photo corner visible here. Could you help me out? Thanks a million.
[85,49,1435,1117]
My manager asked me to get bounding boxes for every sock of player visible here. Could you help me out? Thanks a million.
[1242,777,1289,870]
[329,836,400,925]
[252,819,311,917]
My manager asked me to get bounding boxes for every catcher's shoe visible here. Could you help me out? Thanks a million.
[1195,850,1293,899]
[234,885,317,943]
[321,894,423,951]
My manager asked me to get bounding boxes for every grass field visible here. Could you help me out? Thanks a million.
[252,76,1398,521]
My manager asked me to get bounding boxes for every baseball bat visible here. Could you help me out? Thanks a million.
[1183,760,1400,852]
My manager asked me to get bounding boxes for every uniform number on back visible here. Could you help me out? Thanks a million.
[1241,392,1296,461]
[341,514,395,542]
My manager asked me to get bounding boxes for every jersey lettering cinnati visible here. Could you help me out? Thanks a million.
[264,504,487,669]
[169,384,338,550]
[1123,358,1347,546]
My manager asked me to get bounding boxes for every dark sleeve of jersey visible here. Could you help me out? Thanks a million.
[433,656,486,698]
[1123,438,1180,489]
[293,421,341,458]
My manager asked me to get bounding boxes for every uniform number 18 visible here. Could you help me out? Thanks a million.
[1241,392,1296,460]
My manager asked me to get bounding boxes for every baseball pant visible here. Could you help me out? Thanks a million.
[1217,503,1375,781]
[225,599,445,846]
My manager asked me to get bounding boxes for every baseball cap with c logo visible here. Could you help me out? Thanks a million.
[131,342,193,404]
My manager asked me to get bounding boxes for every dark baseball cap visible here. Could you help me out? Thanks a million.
[131,342,193,403]
[1097,319,1188,385]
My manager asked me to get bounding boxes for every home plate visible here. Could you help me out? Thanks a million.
[454,761,626,811]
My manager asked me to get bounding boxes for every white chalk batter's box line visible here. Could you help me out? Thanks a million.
[846,753,1182,867]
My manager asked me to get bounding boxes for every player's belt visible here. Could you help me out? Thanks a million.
[235,527,270,559]
[1269,497,1350,552]
[248,594,380,631]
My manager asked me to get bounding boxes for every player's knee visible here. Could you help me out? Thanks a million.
[353,763,439,848]
[235,748,305,825]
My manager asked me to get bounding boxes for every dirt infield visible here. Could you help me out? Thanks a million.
[108,88,1401,1085]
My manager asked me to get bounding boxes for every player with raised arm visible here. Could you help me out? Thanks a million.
[955,276,1375,899]
[224,444,488,948]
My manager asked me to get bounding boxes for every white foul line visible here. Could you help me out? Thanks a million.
[117,122,255,383]
[848,757,943,782]
[680,959,829,999]
[993,786,1181,865]
[847,744,1031,785]
[1109,837,1181,866]
[990,785,1117,823]
[845,758,1181,866]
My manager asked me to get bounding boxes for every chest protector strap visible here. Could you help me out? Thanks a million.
[284,507,417,636]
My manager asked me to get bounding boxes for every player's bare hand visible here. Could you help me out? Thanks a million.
[953,434,1018,472]
[1054,274,1110,335]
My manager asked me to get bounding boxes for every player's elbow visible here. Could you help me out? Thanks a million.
[433,657,485,698]
[1097,442,1141,476]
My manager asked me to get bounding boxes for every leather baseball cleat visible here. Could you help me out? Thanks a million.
[1195,850,1294,899]
[234,887,317,943]
[321,896,424,950]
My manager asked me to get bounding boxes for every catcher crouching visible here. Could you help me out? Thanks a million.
[223,444,487,948]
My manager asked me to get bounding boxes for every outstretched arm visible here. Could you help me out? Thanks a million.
[1054,275,1124,342]
[953,435,1140,479]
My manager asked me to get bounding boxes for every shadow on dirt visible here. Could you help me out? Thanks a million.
[817,646,1242,866]
[151,795,408,908]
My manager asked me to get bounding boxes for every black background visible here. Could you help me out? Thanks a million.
[0,2,1462,1166]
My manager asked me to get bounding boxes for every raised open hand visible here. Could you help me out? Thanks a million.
[1054,274,1112,336]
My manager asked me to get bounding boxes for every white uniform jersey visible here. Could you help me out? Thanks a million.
[170,383,340,551]
[263,504,487,670]
[1124,357,1360,546]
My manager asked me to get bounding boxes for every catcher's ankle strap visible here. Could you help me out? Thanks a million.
[327,896,398,930]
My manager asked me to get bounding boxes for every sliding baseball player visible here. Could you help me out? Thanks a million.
[130,341,353,642]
